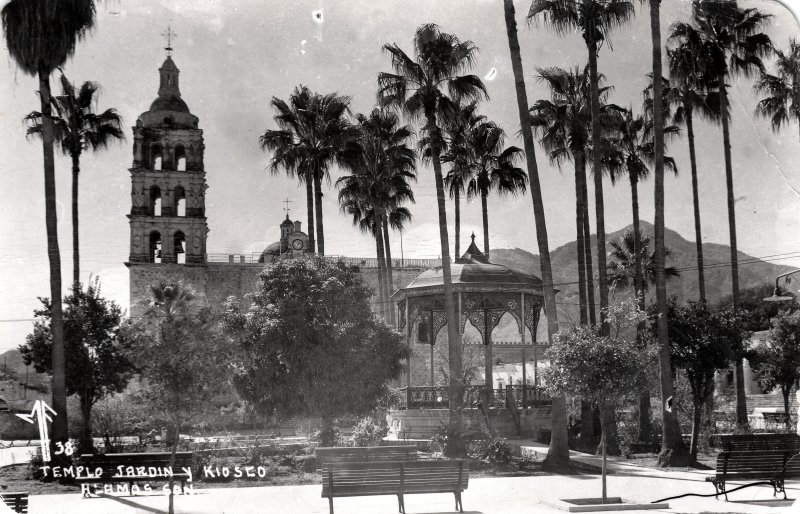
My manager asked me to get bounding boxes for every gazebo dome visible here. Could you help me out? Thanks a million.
[398,235,542,294]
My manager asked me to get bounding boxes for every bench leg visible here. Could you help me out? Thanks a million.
[328,496,334,514]
[455,491,463,513]
[397,493,405,514]
[775,479,787,500]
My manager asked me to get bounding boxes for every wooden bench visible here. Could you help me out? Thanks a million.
[315,445,418,471]
[0,492,28,513]
[719,433,800,452]
[762,412,796,432]
[321,460,469,514]
[77,451,193,497]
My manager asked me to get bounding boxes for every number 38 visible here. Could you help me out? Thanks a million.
[53,440,75,456]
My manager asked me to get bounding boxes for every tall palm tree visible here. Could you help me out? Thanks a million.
[465,121,527,259]
[25,74,124,289]
[338,109,416,321]
[607,232,680,288]
[652,0,691,466]
[529,0,634,337]
[670,0,773,429]
[379,24,487,457]
[755,38,800,142]
[441,101,485,257]
[502,0,569,470]
[2,0,96,451]
[260,86,356,255]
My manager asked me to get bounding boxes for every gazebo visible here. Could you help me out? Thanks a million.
[392,235,547,410]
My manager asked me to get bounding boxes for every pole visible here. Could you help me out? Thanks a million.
[520,293,527,409]
[400,231,404,268]
[430,307,435,387]
[405,300,412,409]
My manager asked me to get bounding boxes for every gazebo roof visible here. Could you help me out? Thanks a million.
[393,236,542,300]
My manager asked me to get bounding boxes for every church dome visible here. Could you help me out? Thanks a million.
[149,95,190,113]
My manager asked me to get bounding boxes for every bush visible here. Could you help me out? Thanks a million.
[311,425,345,447]
[351,416,388,447]
[474,434,513,464]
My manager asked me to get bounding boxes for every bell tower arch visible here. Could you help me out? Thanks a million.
[127,48,208,266]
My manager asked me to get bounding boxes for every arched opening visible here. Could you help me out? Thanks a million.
[149,185,162,216]
[173,231,186,264]
[150,144,162,171]
[173,186,186,217]
[175,145,187,171]
[149,231,162,263]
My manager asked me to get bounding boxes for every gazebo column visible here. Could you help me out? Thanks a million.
[429,308,435,386]
[520,293,527,409]
[484,308,493,406]
[405,300,411,409]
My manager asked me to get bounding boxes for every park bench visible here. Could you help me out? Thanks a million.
[719,433,800,452]
[762,412,796,432]
[77,451,193,497]
[0,492,28,513]
[315,445,418,471]
[321,459,469,514]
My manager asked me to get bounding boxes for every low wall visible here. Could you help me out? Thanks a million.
[387,407,551,439]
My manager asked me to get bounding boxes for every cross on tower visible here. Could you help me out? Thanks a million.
[162,26,177,56]
[282,198,293,218]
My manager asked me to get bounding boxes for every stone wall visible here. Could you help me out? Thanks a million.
[387,407,552,439]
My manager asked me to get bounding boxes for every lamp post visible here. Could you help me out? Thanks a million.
[763,269,800,303]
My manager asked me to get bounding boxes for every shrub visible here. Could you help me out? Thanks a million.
[311,425,344,447]
[475,435,512,464]
[351,416,388,447]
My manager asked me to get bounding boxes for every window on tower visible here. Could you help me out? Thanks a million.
[150,143,163,171]
[174,231,186,264]
[175,145,186,171]
[150,185,162,216]
[149,231,162,263]
[174,186,186,217]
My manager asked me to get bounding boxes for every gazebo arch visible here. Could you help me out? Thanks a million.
[393,235,546,409]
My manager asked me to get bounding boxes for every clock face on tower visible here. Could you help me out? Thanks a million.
[291,238,304,250]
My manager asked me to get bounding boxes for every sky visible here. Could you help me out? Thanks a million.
[1,0,799,353]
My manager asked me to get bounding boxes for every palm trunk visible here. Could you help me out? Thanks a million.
[454,188,461,257]
[503,0,568,470]
[425,109,464,458]
[587,33,609,337]
[382,215,395,324]
[719,76,747,428]
[652,0,689,466]
[574,153,588,325]
[375,216,388,321]
[630,174,652,443]
[580,159,597,325]
[685,103,706,303]
[305,171,316,254]
[39,67,69,452]
[313,169,325,256]
[79,393,94,453]
[71,154,81,289]
[481,187,490,259]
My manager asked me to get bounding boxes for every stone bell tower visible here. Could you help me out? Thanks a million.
[127,42,208,266]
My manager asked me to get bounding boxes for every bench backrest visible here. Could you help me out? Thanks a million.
[321,460,469,497]
[0,492,28,514]
[716,449,800,481]
[80,452,194,478]
[719,434,800,452]
[316,445,418,469]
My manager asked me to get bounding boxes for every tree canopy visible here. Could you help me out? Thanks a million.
[222,257,409,423]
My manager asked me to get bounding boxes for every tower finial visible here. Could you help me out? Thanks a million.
[162,26,177,57]
[471,232,476,243]
[282,198,293,219]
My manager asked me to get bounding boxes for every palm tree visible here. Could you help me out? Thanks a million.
[441,101,485,257]
[502,0,569,470]
[669,0,773,429]
[607,232,680,288]
[260,86,356,255]
[379,24,487,457]
[465,121,527,259]
[25,74,124,289]
[755,38,800,141]
[2,0,96,452]
[529,0,634,337]
[338,109,416,321]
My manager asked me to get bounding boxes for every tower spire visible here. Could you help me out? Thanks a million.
[162,26,177,57]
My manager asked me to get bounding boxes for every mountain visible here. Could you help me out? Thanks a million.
[0,348,49,394]
[490,221,794,324]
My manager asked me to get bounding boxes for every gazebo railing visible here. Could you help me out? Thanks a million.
[396,385,550,410]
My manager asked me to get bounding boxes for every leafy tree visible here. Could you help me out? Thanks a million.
[126,281,230,514]
[755,38,800,141]
[670,0,773,429]
[543,313,651,502]
[378,23,487,457]
[2,0,97,452]
[750,311,800,429]
[222,257,409,447]
[260,86,357,255]
[662,301,734,459]
[20,278,135,451]
[529,0,635,337]
[502,0,569,469]
[25,74,124,288]
[717,284,795,332]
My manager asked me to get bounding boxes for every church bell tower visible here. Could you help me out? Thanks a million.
[127,36,208,266]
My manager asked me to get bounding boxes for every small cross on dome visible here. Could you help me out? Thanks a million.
[162,26,177,57]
